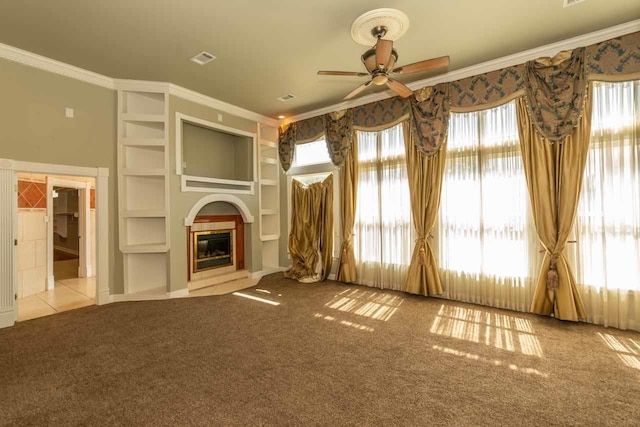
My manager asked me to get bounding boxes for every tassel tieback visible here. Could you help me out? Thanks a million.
[415,236,429,265]
[546,255,559,291]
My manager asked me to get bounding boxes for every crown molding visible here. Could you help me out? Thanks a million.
[286,19,640,124]
[168,84,280,127]
[0,41,115,90]
[0,43,279,127]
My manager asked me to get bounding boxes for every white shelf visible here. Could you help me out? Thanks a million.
[261,209,278,215]
[121,210,167,218]
[121,113,166,123]
[260,179,277,186]
[118,88,170,295]
[261,234,280,242]
[260,140,278,148]
[121,244,169,254]
[121,138,166,147]
[260,157,279,165]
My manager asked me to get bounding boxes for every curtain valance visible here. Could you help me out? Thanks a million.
[278,31,640,169]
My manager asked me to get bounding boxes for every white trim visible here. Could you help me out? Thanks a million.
[167,288,190,298]
[181,176,255,195]
[170,84,279,127]
[0,41,115,89]
[184,194,255,226]
[0,43,278,126]
[0,309,15,329]
[2,159,111,311]
[1,20,637,128]
[285,19,640,124]
[250,266,288,279]
[46,177,91,287]
[175,112,258,177]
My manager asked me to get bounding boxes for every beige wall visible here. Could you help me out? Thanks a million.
[0,58,121,293]
[168,96,262,292]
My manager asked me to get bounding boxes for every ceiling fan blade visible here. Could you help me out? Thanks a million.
[375,39,393,69]
[318,71,370,77]
[393,56,450,75]
[344,80,373,100]
[386,78,413,98]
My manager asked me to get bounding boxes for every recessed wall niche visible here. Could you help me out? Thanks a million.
[176,113,257,194]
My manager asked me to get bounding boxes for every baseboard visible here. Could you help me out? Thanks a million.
[167,288,190,298]
[0,309,15,329]
[97,289,111,305]
[251,266,287,279]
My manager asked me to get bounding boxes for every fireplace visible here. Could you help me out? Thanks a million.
[187,214,245,287]
[193,230,233,273]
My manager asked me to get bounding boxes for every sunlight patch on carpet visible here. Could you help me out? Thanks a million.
[432,345,549,378]
[232,292,280,306]
[325,289,403,321]
[430,305,544,357]
[314,312,375,332]
[598,333,640,370]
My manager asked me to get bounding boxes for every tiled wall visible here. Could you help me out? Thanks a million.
[18,210,47,298]
[18,180,47,209]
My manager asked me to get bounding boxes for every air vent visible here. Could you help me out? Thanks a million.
[277,94,296,102]
[563,0,585,7]
[190,51,216,65]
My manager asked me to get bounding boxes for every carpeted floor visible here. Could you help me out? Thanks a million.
[1,273,639,426]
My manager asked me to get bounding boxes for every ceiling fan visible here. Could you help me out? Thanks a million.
[318,26,450,100]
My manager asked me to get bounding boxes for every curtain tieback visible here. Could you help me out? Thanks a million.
[340,241,352,264]
[546,253,560,291]
[415,236,429,265]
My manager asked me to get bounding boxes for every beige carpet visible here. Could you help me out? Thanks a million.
[1,273,638,426]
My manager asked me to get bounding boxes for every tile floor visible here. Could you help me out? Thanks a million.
[18,277,96,322]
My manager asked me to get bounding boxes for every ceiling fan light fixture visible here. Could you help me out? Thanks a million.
[372,74,389,86]
[362,48,397,73]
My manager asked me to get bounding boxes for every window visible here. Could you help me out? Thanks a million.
[437,101,540,311]
[292,139,332,168]
[354,124,412,290]
[572,80,640,329]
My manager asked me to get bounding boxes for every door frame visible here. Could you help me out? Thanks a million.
[46,177,92,289]
[0,158,109,329]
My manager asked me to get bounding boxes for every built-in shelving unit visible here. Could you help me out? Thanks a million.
[117,88,170,295]
[258,124,281,270]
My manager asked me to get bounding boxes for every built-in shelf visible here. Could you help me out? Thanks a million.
[261,234,280,242]
[120,244,169,254]
[121,113,166,123]
[117,87,170,295]
[260,140,278,148]
[121,210,167,218]
[260,157,279,165]
[121,138,166,147]
[258,124,281,251]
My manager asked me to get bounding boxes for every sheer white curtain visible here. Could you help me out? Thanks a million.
[354,124,412,291]
[572,80,640,331]
[436,101,541,312]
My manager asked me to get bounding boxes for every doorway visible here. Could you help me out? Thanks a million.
[16,173,96,321]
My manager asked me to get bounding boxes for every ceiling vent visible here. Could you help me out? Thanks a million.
[190,51,216,65]
[563,0,586,7]
[277,94,296,102]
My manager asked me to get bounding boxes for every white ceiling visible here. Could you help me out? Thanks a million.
[0,0,638,119]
